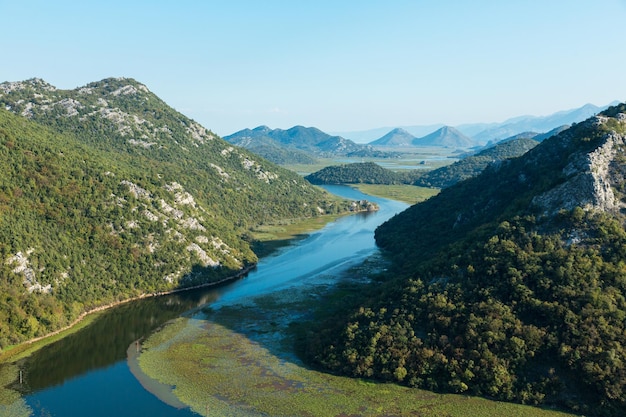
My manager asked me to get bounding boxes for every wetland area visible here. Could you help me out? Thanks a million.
[0,186,574,416]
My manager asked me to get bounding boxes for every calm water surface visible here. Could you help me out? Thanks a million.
[10,186,407,416]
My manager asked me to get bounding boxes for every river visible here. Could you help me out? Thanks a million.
[5,186,408,416]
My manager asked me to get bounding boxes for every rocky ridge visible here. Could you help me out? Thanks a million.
[375,103,626,262]
[0,78,349,347]
[1,77,217,150]
[532,116,626,216]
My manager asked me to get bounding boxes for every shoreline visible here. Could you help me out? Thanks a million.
[2,208,351,363]
[0,264,256,363]
[132,262,574,417]
[1,206,361,363]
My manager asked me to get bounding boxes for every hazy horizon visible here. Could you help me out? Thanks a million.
[2,1,625,137]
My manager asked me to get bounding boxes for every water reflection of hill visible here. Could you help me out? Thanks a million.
[18,291,216,393]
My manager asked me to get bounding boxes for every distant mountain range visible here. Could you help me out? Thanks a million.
[469,102,616,143]
[371,126,476,148]
[332,124,445,143]
[221,127,318,165]
[224,125,396,163]
[332,102,618,145]
[226,103,618,158]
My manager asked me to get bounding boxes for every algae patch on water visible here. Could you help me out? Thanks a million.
[0,363,32,417]
[136,286,576,417]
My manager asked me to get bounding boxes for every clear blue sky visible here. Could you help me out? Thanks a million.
[1,0,625,136]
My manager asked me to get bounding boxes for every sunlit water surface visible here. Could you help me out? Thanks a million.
[11,185,407,416]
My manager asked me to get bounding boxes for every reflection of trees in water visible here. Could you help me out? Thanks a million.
[14,187,403,398]
[17,289,217,393]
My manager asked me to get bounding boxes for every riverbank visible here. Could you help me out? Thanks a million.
[0,208,348,365]
[2,186,412,415]
[0,264,255,366]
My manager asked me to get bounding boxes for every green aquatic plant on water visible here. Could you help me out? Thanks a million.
[137,287,576,417]
[0,363,32,417]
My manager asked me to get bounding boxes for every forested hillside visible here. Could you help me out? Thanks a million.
[304,104,626,416]
[305,162,404,185]
[0,78,350,348]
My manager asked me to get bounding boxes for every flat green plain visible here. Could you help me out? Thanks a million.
[351,184,440,204]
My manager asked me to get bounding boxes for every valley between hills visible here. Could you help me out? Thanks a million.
[1,77,626,416]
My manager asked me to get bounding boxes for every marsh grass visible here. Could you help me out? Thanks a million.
[351,184,440,204]
[0,312,108,417]
[283,150,458,175]
[0,364,31,416]
[249,213,345,258]
[137,279,577,417]
[0,400,31,417]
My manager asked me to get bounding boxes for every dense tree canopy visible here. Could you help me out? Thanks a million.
[304,104,626,416]
[305,162,404,185]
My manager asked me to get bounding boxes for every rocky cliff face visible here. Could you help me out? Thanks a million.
[532,115,626,216]
[375,103,626,261]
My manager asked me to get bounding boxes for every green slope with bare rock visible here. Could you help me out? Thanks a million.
[0,77,352,349]
[305,103,626,416]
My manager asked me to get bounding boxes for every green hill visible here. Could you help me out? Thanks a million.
[304,104,626,416]
[0,78,350,348]
[305,162,403,185]
[304,138,538,189]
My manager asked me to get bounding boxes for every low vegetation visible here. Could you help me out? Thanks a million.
[0,363,30,416]
[351,184,440,205]
[137,280,575,417]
